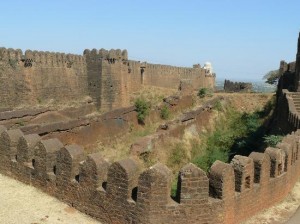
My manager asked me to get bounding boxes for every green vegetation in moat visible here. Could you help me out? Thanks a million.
[170,96,280,198]
[134,98,151,124]
[191,97,278,172]
[197,88,213,98]
[160,105,170,120]
[263,135,283,147]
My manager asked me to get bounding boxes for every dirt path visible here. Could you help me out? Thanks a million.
[0,173,101,224]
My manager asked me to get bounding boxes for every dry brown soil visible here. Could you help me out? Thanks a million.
[0,173,101,224]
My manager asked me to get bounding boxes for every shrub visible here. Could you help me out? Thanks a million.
[135,98,150,123]
[168,143,188,167]
[160,105,170,120]
[192,146,228,172]
[197,88,208,98]
[213,99,223,111]
[263,135,283,147]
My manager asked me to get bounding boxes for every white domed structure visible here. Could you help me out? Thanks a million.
[203,62,213,74]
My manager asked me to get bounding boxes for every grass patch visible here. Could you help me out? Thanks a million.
[263,135,283,147]
[167,143,188,169]
[213,99,223,111]
[160,105,170,120]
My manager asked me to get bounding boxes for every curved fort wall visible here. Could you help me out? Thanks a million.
[0,124,300,224]
[0,46,215,111]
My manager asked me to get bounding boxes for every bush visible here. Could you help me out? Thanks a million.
[160,105,170,120]
[263,135,283,147]
[193,148,228,172]
[135,98,150,123]
[197,88,208,98]
[213,99,223,111]
[168,143,188,167]
[198,88,214,98]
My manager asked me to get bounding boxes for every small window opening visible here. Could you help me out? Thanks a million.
[32,159,36,168]
[245,176,251,189]
[278,163,283,175]
[53,165,57,175]
[131,187,138,202]
[102,181,107,191]
[75,174,80,183]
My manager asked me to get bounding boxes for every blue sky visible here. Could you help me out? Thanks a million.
[1,0,300,81]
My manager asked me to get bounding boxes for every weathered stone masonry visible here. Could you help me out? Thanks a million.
[0,48,87,108]
[0,47,215,111]
[223,80,252,92]
[0,124,300,224]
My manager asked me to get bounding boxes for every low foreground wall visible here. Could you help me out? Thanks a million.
[0,125,300,224]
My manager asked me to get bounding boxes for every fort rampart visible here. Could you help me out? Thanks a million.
[0,48,87,108]
[0,124,300,224]
[273,33,300,133]
[0,47,215,111]
[2,33,300,224]
[223,80,252,92]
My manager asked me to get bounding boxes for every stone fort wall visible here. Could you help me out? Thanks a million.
[0,125,299,224]
[83,48,215,111]
[0,48,87,107]
[0,47,215,111]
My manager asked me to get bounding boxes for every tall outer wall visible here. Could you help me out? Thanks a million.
[0,48,88,107]
[84,49,215,111]
[0,47,215,111]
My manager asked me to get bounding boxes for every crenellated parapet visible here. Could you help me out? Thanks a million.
[24,50,85,67]
[84,48,128,62]
[0,47,23,61]
[0,124,300,223]
[0,47,86,68]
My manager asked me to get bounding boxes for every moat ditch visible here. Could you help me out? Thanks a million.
[131,92,278,198]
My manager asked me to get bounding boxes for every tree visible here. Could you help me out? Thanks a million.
[263,69,280,85]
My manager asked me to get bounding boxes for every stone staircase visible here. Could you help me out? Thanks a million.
[291,92,300,113]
